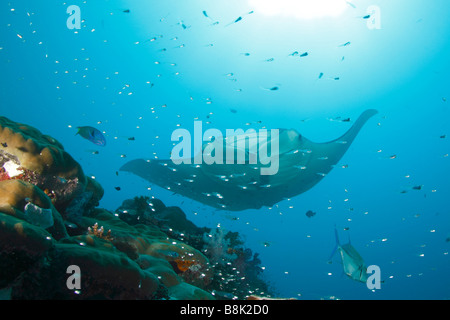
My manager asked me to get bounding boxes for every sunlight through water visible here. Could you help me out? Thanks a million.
[248,0,349,19]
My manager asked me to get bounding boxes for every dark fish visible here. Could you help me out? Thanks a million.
[0,142,7,147]
[412,185,422,190]
[179,20,190,29]
[318,72,324,79]
[339,42,351,47]
[341,118,351,122]
[128,137,135,141]
[226,16,242,27]
[300,52,309,57]
[203,10,218,24]
[289,51,299,56]
[362,14,371,19]
[76,126,106,146]
[115,186,121,191]
[440,135,446,139]
[123,9,130,13]
[306,210,316,218]
[268,86,279,91]
[230,108,237,113]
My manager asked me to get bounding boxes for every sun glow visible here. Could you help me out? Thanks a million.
[248,0,349,19]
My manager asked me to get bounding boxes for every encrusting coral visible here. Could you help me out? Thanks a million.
[0,116,272,300]
[0,116,103,215]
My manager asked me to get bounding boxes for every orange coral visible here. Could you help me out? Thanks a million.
[87,222,114,241]
[173,258,198,272]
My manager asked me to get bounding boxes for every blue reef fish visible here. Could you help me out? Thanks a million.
[76,126,106,146]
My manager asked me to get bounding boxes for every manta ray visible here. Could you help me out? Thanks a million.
[120,109,377,211]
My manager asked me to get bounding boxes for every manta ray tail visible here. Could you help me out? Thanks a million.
[332,109,378,145]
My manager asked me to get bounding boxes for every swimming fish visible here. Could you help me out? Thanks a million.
[305,210,316,218]
[226,16,242,27]
[179,20,190,29]
[329,228,368,283]
[203,10,219,25]
[262,86,279,91]
[318,72,324,79]
[299,52,309,57]
[120,109,377,211]
[76,126,106,146]
[339,42,351,47]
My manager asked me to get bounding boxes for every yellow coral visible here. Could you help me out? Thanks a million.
[0,116,84,181]
[0,179,67,239]
[0,116,104,211]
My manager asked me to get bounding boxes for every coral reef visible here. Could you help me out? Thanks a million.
[0,116,272,300]
[0,116,103,214]
[118,196,274,299]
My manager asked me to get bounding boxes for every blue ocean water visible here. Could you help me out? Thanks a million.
[1,0,449,300]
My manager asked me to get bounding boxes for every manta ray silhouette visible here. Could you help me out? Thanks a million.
[120,109,377,211]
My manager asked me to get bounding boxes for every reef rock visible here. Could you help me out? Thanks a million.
[0,179,68,240]
[0,116,103,214]
[0,116,270,300]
